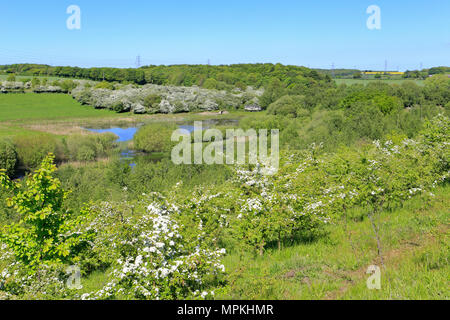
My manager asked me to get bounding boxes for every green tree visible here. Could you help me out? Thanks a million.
[0,154,93,271]
[267,95,309,118]
[203,78,218,90]
[31,77,41,87]
[259,78,284,109]
[143,94,162,113]
[0,139,17,177]
[424,75,450,105]
[134,124,177,153]
[6,73,16,82]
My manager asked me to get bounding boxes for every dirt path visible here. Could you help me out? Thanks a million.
[324,224,449,300]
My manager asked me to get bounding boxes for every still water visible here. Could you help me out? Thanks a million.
[84,119,239,166]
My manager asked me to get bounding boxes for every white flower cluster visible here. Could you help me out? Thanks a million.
[81,198,226,300]
[71,83,260,114]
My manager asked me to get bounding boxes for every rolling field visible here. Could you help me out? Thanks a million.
[0,93,119,122]
[0,93,124,138]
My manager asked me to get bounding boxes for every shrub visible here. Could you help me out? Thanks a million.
[94,81,115,90]
[111,101,126,113]
[59,80,78,93]
[202,78,218,90]
[13,134,58,171]
[372,94,403,115]
[77,145,96,162]
[31,77,41,87]
[267,95,309,118]
[63,133,117,162]
[0,154,94,270]
[0,139,18,176]
[77,196,226,300]
[134,123,177,153]
[143,94,162,109]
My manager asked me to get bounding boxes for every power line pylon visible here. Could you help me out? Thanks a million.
[136,55,141,68]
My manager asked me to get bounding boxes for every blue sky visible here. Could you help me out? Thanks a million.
[0,0,448,70]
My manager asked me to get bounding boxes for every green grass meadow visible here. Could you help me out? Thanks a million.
[0,93,119,122]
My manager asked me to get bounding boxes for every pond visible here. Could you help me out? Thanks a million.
[86,127,139,142]
[85,119,239,142]
[84,118,239,165]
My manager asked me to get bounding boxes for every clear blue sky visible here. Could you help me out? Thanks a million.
[0,0,448,70]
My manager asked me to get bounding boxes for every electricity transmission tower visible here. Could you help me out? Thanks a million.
[135,55,141,68]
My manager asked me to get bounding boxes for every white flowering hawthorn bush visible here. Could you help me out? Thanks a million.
[71,83,260,114]
[0,255,69,300]
[231,115,448,255]
[231,161,322,255]
[170,114,448,257]
[78,194,227,300]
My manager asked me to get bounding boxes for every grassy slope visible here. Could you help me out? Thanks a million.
[0,93,125,138]
[0,93,119,122]
[219,185,449,300]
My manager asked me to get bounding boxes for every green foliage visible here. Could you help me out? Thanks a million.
[267,95,309,118]
[31,77,41,87]
[134,123,177,153]
[143,94,162,113]
[6,74,16,82]
[396,82,424,107]
[372,94,402,115]
[203,78,219,90]
[94,81,115,90]
[0,139,17,176]
[423,75,450,106]
[0,154,93,271]
[13,134,58,171]
[259,78,284,109]
[353,72,362,79]
[1,63,332,90]
[61,133,117,162]
[58,80,78,93]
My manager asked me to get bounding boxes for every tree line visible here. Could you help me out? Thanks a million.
[0,63,332,90]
